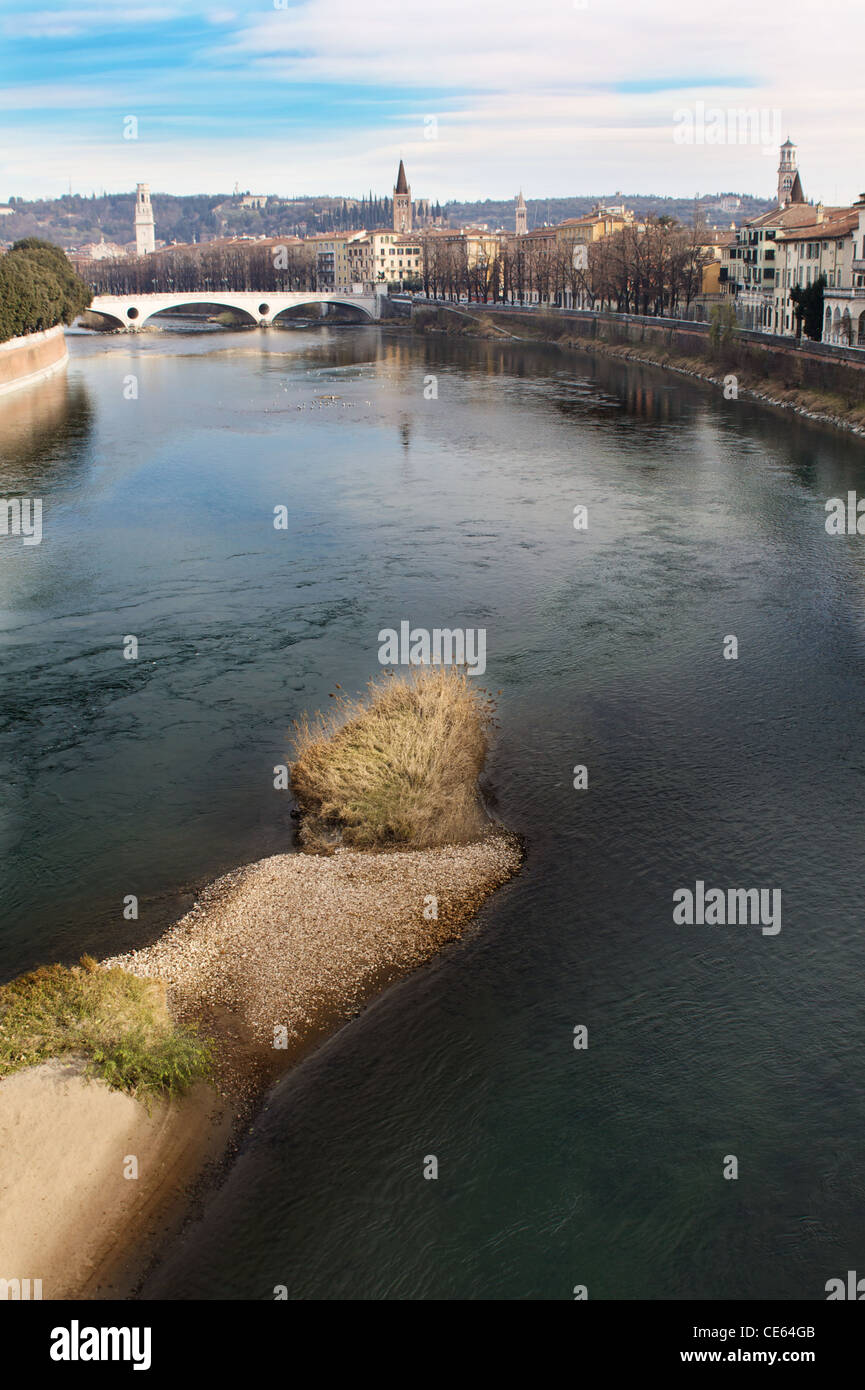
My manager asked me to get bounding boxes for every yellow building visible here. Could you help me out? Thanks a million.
[310,233,355,289]
[553,205,632,261]
[369,230,424,286]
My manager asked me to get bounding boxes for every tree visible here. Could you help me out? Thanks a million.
[709,300,738,349]
[0,239,92,342]
[790,275,826,341]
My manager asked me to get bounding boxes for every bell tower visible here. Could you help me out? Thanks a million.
[777,140,803,206]
[393,160,412,233]
[515,190,527,236]
[134,183,155,255]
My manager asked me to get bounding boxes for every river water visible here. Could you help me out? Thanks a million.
[1,321,864,1300]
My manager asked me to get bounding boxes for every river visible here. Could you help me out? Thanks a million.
[1,320,864,1299]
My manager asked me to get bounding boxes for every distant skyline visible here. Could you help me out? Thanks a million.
[0,0,861,206]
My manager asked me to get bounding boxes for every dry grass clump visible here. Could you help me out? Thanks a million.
[290,668,496,851]
[0,956,212,1100]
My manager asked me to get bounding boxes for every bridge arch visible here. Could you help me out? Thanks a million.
[142,299,259,328]
[85,307,127,331]
[84,290,382,330]
[270,296,376,322]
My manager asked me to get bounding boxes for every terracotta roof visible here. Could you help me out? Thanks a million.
[746,203,833,230]
[777,209,858,241]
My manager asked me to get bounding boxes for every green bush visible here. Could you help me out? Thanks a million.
[709,300,739,350]
[0,956,212,1101]
[0,238,92,343]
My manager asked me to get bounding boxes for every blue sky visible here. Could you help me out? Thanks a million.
[0,0,860,203]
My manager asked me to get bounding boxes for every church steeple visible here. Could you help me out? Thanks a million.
[393,160,412,231]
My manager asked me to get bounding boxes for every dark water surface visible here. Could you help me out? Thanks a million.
[2,323,864,1299]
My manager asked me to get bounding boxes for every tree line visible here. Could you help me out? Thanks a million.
[419,218,714,315]
[79,216,715,318]
[81,241,319,295]
[0,191,447,252]
[0,239,91,343]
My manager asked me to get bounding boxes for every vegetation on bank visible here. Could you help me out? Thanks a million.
[588,337,865,432]
[0,956,211,1100]
[290,668,495,852]
[412,304,865,432]
[0,239,91,343]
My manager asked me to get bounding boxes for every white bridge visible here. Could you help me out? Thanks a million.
[86,290,383,330]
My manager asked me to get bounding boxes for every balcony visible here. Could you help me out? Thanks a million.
[824,286,865,302]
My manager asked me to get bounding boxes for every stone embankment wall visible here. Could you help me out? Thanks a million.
[0,325,68,397]
[419,303,865,403]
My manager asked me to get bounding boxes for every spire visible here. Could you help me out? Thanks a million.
[395,160,408,194]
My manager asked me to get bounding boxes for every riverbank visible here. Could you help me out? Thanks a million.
[105,833,522,1088]
[0,323,68,397]
[410,306,865,436]
[0,1060,231,1299]
[0,671,522,1298]
[569,337,865,437]
[0,834,521,1299]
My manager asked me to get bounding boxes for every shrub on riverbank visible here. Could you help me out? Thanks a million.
[290,668,495,851]
[0,239,92,343]
[0,957,211,1099]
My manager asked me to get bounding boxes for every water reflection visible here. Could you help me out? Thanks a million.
[0,372,93,491]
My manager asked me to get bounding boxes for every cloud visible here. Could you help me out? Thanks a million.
[0,0,862,203]
[2,7,184,39]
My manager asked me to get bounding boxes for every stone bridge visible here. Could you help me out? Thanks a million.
[85,290,383,330]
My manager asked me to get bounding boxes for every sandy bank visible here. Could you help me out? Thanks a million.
[2,830,521,1298]
[0,1059,230,1299]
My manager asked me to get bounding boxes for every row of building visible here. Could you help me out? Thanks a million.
[78,150,865,347]
[308,161,644,298]
[719,142,865,345]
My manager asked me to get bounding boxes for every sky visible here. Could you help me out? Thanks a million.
[0,0,861,204]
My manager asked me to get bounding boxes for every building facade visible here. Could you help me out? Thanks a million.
[370,230,423,286]
[821,195,865,344]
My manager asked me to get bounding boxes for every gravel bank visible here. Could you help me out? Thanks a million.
[105,832,523,1086]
